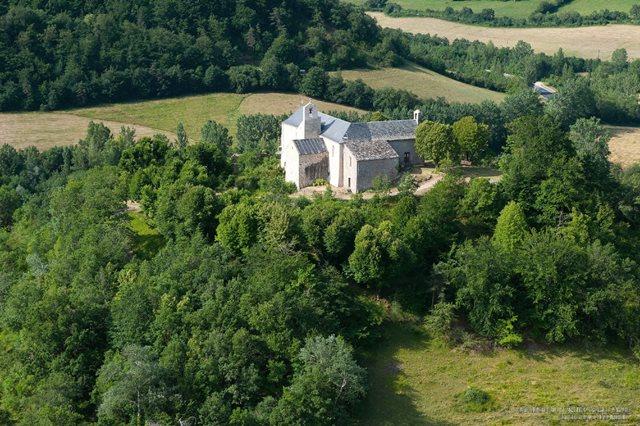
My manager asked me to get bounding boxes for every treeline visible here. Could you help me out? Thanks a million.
[371,0,640,27]
[2,86,640,422]
[0,0,380,110]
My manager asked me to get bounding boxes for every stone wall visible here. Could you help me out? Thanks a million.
[388,139,422,167]
[324,138,343,187]
[355,157,399,193]
[343,148,358,192]
[281,123,300,187]
[299,152,329,188]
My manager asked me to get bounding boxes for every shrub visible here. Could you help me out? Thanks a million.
[455,387,495,412]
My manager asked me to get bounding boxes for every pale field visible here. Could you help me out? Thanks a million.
[0,93,363,150]
[0,112,174,150]
[368,11,640,59]
[336,63,506,104]
[608,126,640,168]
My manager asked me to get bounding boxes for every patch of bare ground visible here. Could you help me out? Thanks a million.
[608,126,640,168]
[368,12,640,60]
[0,112,174,150]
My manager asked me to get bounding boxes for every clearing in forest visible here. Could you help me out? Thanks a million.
[368,12,640,59]
[0,93,362,149]
[336,63,505,104]
[359,322,640,425]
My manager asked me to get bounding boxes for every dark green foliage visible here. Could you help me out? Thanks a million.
[0,0,380,111]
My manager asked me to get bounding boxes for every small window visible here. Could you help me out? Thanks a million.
[349,156,352,167]
[332,145,335,156]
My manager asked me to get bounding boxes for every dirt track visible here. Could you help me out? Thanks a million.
[369,12,640,59]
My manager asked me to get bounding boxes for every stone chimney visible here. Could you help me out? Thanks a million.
[302,102,321,138]
[413,109,422,124]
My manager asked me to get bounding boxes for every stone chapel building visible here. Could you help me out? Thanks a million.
[280,102,422,193]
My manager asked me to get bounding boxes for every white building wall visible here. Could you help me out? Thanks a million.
[323,138,344,187]
[281,123,300,187]
[343,147,358,192]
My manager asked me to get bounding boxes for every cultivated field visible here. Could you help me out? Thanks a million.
[369,12,640,59]
[608,126,640,168]
[349,0,636,18]
[336,63,506,104]
[0,93,362,149]
[359,323,640,425]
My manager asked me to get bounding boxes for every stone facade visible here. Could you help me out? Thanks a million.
[281,102,422,192]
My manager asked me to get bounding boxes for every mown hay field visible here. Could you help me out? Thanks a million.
[0,93,362,149]
[359,323,640,425]
[336,63,506,104]
[368,12,640,59]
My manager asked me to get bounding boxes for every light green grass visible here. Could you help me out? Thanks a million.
[349,0,637,18]
[559,0,638,14]
[347,0,548,18]
[336,63,505,104]
[129,211,165,259]
[70,92,363,139]
[71,93,246,141]
[359,322,640,424]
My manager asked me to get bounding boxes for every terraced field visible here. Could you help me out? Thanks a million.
[369,11,640,59]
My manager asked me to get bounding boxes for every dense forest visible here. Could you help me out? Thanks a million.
[2,85,640,423]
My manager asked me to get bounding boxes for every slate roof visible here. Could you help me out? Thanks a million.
[284,106,352,141]
[293,138,326,155]
[345,139,398,161]
[345,120,417,142]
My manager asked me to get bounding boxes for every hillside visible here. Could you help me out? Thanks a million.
[336,63,506,104]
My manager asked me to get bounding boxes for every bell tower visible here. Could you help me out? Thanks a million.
[301,102,321,138]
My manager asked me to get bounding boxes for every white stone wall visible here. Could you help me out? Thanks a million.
[343,147,358,192]
[323,138,343,187]
[281,123,300,187]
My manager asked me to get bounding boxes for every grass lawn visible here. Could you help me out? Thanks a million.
[359,322,640,424]
[336,63,506,104]
[128,211,165,259]
[0,92,362,150]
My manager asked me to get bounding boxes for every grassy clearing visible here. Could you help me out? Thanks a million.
[0,92,362,149]
[348,0,546,18]
[359,322,640,425]
[368,11,640,59]
[336,63,505,104]
[128,211,164,259]
[608,126,640,168]
[559,0,638,14]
